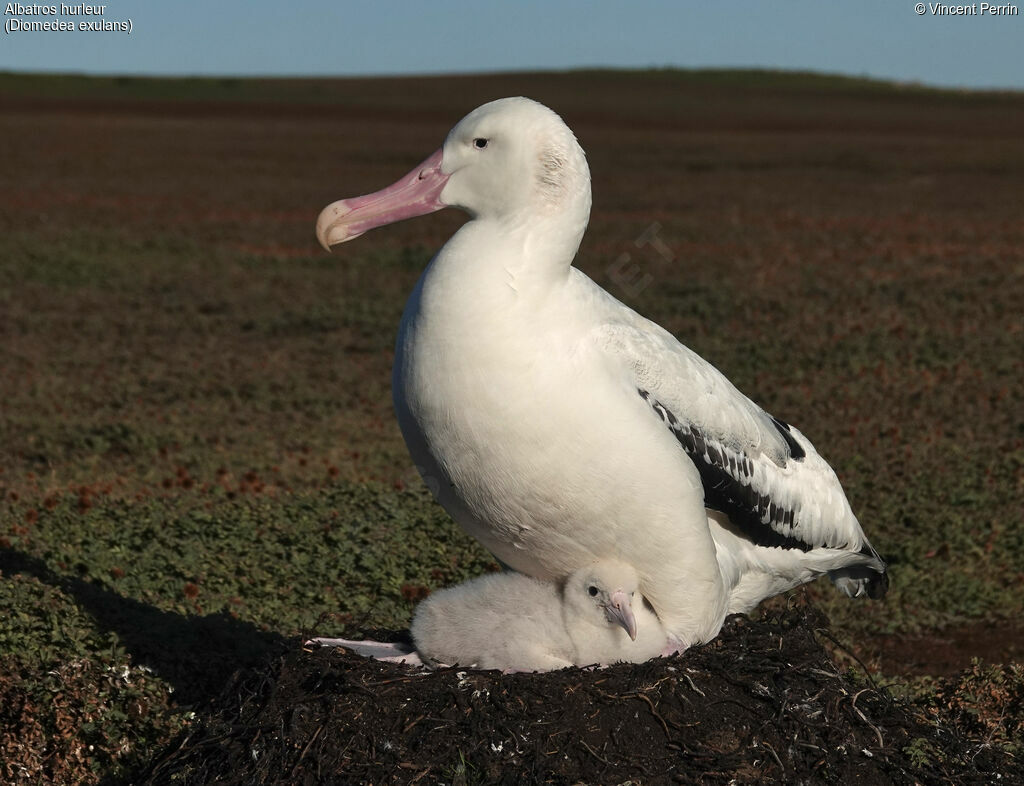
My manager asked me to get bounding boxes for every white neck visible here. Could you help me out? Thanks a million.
[439,196,589,296]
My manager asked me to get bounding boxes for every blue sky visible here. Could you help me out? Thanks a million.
[2,0,1022,90]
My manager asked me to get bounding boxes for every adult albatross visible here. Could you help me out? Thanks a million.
[316,97,887,651]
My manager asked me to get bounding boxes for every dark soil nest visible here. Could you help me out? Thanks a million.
[139,605,1019,785]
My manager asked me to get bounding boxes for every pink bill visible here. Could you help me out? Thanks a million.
[316,148,448,250]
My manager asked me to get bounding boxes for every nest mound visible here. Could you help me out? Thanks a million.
[140,606,1018,784]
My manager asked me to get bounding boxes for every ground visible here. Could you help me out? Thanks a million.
[0,69,1022,784]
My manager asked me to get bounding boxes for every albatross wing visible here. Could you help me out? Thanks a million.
[586,280,886,598]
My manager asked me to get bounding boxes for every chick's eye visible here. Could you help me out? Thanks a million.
[588,586,598,597]
[473,137,488,150]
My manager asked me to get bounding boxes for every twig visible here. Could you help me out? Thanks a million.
[362,674,430,688]
[634,692,671,738]
[595,689,675,736]
[579,739,612,766]
[289,723,324,779]
[834,687,885,748]
[760,740,785,774]
[845,700,885,749]
[850,688,872,712]
[814,627,879,692]
[682,672,706,697]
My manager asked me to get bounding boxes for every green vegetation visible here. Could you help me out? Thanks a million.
[1,70,1022,782]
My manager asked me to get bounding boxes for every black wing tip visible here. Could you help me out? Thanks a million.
[866,568,889,600]
[858,544,889,599]
[769,415,806,461]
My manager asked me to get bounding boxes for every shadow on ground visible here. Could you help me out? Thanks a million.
[0,550,288,707]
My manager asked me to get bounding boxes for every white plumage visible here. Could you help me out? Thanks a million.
[316,97,887,651]
[411,560,666,671]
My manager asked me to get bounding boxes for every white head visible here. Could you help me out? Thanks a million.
[316,97,592,262]
[564,560,644,641]
[439,97,591,223]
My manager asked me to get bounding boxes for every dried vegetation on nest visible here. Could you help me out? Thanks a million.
[140,606,1022,785]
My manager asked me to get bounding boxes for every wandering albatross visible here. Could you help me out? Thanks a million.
[315,97,887,652]
[313,559,666,671]
[411,559,667,671]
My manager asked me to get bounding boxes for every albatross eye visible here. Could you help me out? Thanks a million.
[588,585,598,597]
[473,137,489,150]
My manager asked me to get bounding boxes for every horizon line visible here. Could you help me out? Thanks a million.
[2,64,1022,96]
